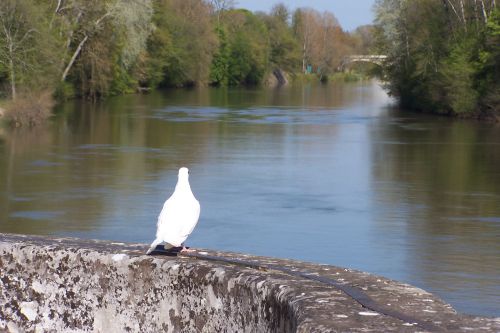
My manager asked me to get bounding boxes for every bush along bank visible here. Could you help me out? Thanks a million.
[374,1,499,121]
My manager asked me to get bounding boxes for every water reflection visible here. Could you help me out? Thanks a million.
[0,81,499,317]
[370,115,500,316]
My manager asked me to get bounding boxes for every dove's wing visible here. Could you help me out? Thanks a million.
[156,194,200,247]
[179,198,200,238]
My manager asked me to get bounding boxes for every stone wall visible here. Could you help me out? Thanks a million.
[1,233,499,332]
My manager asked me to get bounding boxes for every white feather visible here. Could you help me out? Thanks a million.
[146,167,200,253]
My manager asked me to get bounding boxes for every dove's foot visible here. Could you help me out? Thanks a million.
[180,246,195,253]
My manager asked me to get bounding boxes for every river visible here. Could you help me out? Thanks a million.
[0,80,499,317]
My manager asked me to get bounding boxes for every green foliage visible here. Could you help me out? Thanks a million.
[477,8,500,111]
[142,1,173,88]
[155,0,217,87]
[0,0,367,107]
[440,40,479,114]
[264,5,301,71]
[230,11,270,85]
[0,0,61,98]
[209,27,230,86]
[110,61,138,95]
[211,10,270,86]
[71,15,117,100]
[54,82,76,101]
[375,0,499,116]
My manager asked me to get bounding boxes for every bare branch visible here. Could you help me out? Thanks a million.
[61,34,88,81]
[479,0,489,23]
[445,0,463,22]
[55,0,63,14]
[95,12,111,27]
[13,28,36,49]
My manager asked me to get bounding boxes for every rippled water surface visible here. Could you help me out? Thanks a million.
[1,81,499,317]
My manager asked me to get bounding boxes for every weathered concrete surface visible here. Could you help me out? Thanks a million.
[0,233,499,333]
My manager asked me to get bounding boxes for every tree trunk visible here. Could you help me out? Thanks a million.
[8,41,16,100]
[61,34,88,82]
[473,0,480,29]
[460,0,468,31]
[479,0,488,23]
[9,58,16,100]
[302,41,306,73]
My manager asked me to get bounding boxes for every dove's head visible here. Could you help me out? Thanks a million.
[178,167,190,180]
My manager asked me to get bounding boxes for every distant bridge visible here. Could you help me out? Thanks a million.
[339,55,388,71]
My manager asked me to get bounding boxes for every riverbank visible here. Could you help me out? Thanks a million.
[4,69,497,130]
[1,233,499,332]
[397,100,500,123]
[0,92,54,127]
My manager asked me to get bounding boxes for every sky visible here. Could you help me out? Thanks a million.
[234,0,376,31]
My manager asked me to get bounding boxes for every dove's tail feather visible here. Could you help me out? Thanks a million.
[146,238,162,254]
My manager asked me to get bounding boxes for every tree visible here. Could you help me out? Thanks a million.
[374,0,499,116]
[209,9,271,86]
[154,0,217,87]
[111,0,154,69]
[44,0,154,98]
[0,1,34,99]
[271,3,290,24]
[352,25,376,54]
[141,0,174,88]
[209,25,231,85]
[51,0,116,83]
[293,8,317,73]
[313,12,344,78]
[264,4,300,72]
[477,7,500,112]
[440,40,479,113]
[210,0,235,26]
[0,0,60,100]
[293,8,351,76]
[224,10,270,85]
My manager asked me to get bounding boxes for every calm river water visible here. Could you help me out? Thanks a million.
[0,81,499,317]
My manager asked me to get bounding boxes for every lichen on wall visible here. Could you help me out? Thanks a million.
[0,238,295,332]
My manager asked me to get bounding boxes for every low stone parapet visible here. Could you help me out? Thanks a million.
[0,233,498,332]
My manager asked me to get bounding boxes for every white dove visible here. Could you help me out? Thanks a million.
[146,167,201,254]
